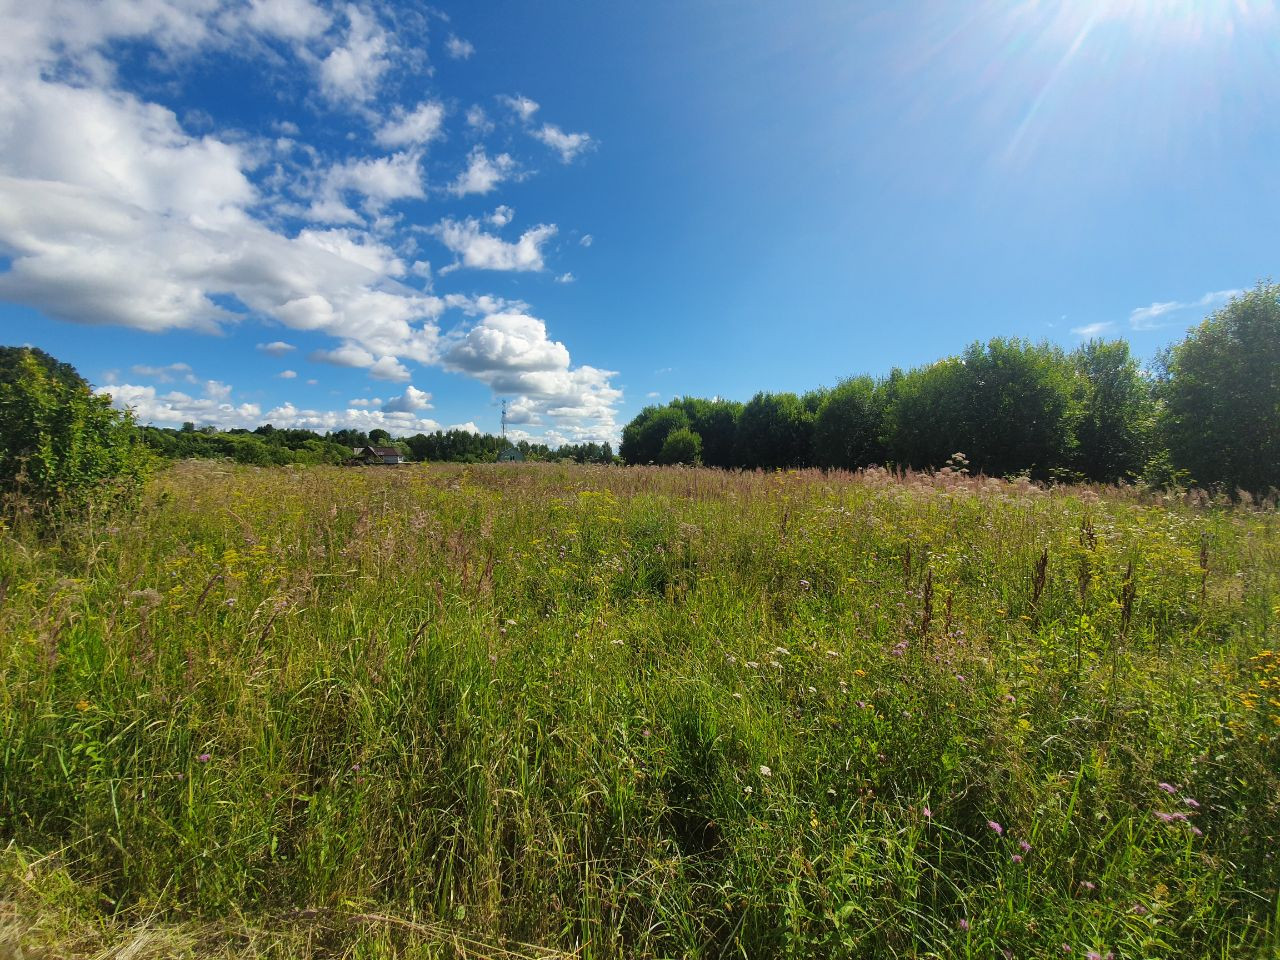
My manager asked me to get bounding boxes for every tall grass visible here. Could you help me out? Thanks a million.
[2,462,1278,958]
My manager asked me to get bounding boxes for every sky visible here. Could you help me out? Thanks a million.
[1,0,1278,445]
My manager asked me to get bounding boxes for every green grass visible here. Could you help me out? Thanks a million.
[2,462,1278,959]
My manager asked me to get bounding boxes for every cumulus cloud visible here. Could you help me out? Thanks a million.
[532,123,593,162]
[555,272,575,284]
[278,369,298,378]
[432,218,556,272]
[375,100,445,148]
[1129,289,1240,330]
[99,381,443,435]
[498,94,540,122]
[319,5,393,105]
[449,146,515,196]
[579,233,593,247]
[445,35,474,59]
[0,0,622,443]
[381,384,432,412]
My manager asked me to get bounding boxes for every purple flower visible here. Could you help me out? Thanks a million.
[197,753,212,763]
[922,806,933,819]
[1154,811,1188,823]
[1182,797,1200,809]
[1132,904,1148,915]
[987,820,1003,836]
[958,918,970,932]
[1191,826,1204,837]
[1158,782,1177,794]
[1018,839,1032,853]
[1011,854,1023,864]
[1061,946,1072,955]
[1079,880,1096,892]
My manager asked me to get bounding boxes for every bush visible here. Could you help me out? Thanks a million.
[0,350,150,515]
[658,426,702,465]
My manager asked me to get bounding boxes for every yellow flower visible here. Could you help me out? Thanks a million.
[76,700,90,712]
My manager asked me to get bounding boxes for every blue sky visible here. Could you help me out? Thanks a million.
[1,0,1277,443]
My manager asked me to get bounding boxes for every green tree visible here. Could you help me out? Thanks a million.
[658,426,702,465]
[1159,282,1280,493]
[734,392,813,469]
[0,350,149,513]
[672,397,743,468]
[1071,339,1156,483]
[812,376,885,470]
[620,405,691,464]
[885,340,1077,478]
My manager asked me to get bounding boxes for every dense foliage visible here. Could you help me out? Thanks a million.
[622,284,1280,493]
[0,350,150,513]
[2,463,1277,959]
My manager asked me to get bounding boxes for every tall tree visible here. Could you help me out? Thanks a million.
[620,405,691,464]
[812,376,885,470]
[1159,283,1280,493]
[734,392,813,469]
[1071,339,1156,483]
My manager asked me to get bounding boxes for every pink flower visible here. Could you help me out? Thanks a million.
[1154,811,1188,823]
[1191,826,1204,837]
[958,919,970,932]
[1018,839,1031,853]
[987,820,1003,836]
[1011,854,1023,864]
[1183,797,1200,809]
[1061,946,1072,955]
[1079,880,1096,892]
[1158,782,1177,794]
[197,753,212,763]
[922,806,933,819]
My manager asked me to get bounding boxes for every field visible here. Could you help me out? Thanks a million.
[2,462,1279,959]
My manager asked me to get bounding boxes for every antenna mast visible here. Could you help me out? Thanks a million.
[501,399,507,441]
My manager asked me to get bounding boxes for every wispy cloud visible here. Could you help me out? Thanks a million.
[1130,288,1240,330]
[1070,321,1115,338]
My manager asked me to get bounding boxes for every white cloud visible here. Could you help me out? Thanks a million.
[498,94,540,122]
[99,382,443,435]
[0,0,622,441]
[245,0,331,41]
[555,272,575,284]
[279,369,298,378]
[465,105,493,133]
[319,151,425,208]
[375,100,445,148]
[319,5,393,105]
[579,234,593,247]
[445,35,474,59]
[531,123,593,163]
[1129,288,1241,331]
[381,384,432,412]
[131,362,196,384]
[432,218,556,272]
[449,146,515,196]
[1071,321,1115,338]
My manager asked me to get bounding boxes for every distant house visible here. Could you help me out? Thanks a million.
[346,445,407,465]
[496,445,524,463]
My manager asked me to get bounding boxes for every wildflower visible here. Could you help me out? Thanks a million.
[746,661,759,669]
[744,785,753,795]
[197,753,212,763]
[826,650,839,658]
[1191,826,1204,837]
[1079,880,1096,892]
[1131,904,1148,915]
[1154,811,1188,823]
[773,646,790,656]
[759,765,772,777]
[799,579,811,591]
[642,728,651,739]
[922,806,932,819]
[1182,797,1200,809]
[958,918,970,932]
[75,700,91,712]
[987,820,1003,836]
[1061,946,1072,954]
[1018,839,1031,853]
[1004,694,1016,703]
[1158,782,1177,794]
[955,674,966,682]
[1011,854,1023,864]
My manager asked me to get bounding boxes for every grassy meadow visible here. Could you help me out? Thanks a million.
[2,462,1279,959]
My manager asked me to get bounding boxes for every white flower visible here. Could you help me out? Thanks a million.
[759,765,772,778]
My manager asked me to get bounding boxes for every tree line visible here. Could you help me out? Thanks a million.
[621,282,1280,493]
